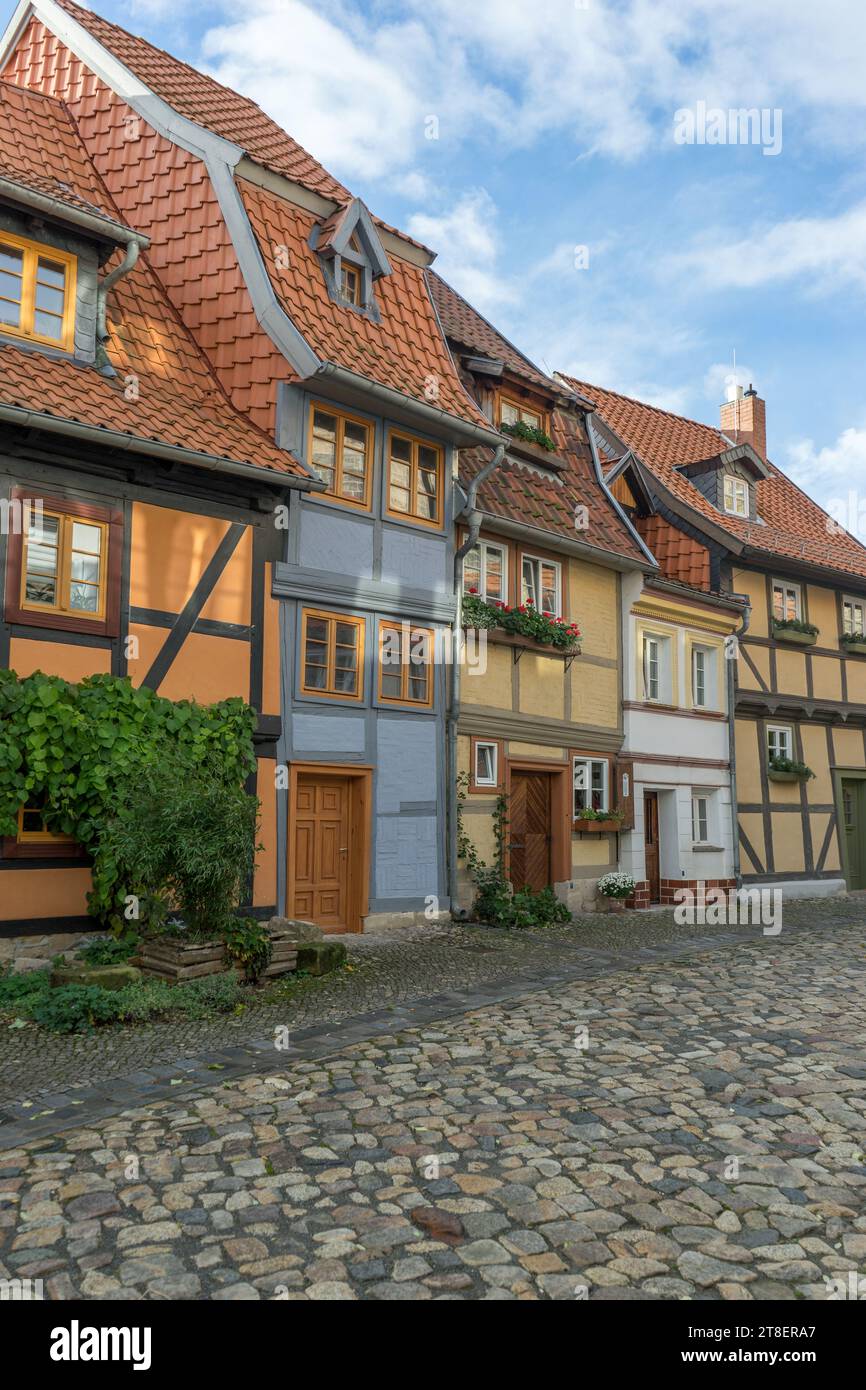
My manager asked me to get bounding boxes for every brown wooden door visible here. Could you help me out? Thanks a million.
[644,791,660,903]
[510,772,552,891]
[292,774,351,932]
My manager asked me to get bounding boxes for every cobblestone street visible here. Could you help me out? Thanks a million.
[1,906,864,1301]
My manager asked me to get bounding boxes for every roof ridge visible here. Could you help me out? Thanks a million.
[429,269,559,393]
[562,372,727,441]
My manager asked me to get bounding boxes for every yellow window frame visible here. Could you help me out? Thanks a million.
[300,608,365,702]
[385,431,444,528]
[16,802,74,846]
[20,509,108,621]
[378,620,435,708]
[307,403,374,510]
[498,393,548,434]
[0,229,77,352]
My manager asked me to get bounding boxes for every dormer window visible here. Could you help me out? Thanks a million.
[500,396,545,432]
[0,231,76,352]
[341,263,362,307]
[723,475,749,517]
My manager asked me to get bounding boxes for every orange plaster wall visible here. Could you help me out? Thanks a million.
[0,868,92,921]
[8,638,111,683]
[130,503,231,614]
[199,526,252,628]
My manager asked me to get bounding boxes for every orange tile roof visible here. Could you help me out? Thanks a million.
[636,515,710,591]
[51,0,349,202]
[561,374,866,582]
[428,271,561,396]
[241,181,490,428]
[0,78,124,225]
[0,84,305,475]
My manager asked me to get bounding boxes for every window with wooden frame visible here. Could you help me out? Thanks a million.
[499,395,546,433]
[386,432,443,527]
[842,596,866,637]
[308,404,373,508]
[723,474,748,517]
[378,620,434,708]
[340,262,362,306]
[521,553,561,616]
[4,491,122,637]
[772,580,802,623]
[691,793,710,844]
[573,756,610,817]
[0,230,76,351]
[470,736,504,791]
[1,791,82,860]
[463,538,508,605]
[300,609,365,701]
[767,724,793,761]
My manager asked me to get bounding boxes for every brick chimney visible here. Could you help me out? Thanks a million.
[720,383,766,461]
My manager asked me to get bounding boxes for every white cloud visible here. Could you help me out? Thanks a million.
[197,0,866,189]
[703,361,759,404]
[786,426,866,537]
[408,190,518,313]
[667,204,866,295]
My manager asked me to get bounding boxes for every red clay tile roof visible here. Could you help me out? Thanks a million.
[0,78,125,226]
[561,374,866,582]
[51,0,350,202]
[241,181,490,429]
[428,271,561,396]
[0,85,305,475]
[635,515,710,591]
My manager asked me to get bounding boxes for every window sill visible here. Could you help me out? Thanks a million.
[692,843,725,853]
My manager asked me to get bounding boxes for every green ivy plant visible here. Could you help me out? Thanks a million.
[0,670,256,928]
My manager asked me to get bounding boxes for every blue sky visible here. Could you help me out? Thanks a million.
[7,0,866,530]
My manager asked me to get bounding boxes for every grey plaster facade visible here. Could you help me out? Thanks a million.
[273,384,456,927]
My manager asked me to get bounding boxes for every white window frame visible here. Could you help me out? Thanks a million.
[573,757,609,817]
[723,475,749,517]
[521,553,562,617]
[463,540,508,606]
[772,580,802,624]
[474,740,499,788]
[842,596,866,638]
[691,644,715,709]
[691,793,710,844]
[643,634,661,701]
[767,724,793,762]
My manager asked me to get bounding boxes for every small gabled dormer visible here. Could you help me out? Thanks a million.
[676,442,769,524]
[312,197,391,322]
[0,175,149,372]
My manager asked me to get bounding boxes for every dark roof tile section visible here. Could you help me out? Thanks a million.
[428,271,560,396]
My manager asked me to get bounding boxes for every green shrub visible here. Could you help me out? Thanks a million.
[222,918,271,980]
[0,671,256,930]
[29,984,121,1034]
[473,880,570,930]
[0,965,51,1007]
[171,971,243,1019]
[111,978,176,1023]
[100,766,260,938]
[78,935,139,967]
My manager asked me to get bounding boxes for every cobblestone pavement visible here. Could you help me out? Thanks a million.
[1,916,864,1301]
[1,896,861,1109]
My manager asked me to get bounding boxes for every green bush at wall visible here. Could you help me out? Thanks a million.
[0,670,256,929]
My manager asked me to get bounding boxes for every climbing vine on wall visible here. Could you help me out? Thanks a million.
[0,669,256,925]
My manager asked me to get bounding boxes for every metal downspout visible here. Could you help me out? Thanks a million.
[446,444,507,915]
[97,240,140,344]
[729,603,752,886]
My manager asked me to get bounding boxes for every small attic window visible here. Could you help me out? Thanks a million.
[341,263,362,307]
[0,231,76,352]
[723,475,748,517]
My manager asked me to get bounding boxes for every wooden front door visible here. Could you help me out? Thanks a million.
[644,791,660,903]
[842,779,866,890]
[510,771,552,891]
[292,773,351,932]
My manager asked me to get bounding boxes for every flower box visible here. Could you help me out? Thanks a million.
[574,818,622,833]
[841,638,866,655]
[487,629,581,659]
[772,622,817,646]
[768,770,802,784]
